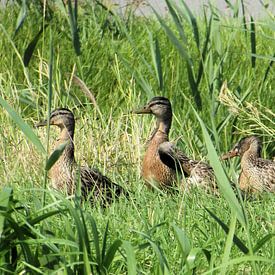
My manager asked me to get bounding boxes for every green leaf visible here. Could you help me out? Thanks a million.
[180,0,200,49]
[103,239,122,270]
[0,96,46,155]
[122,241,137,274]
[24,24,48,67]
[45,142,68,171]
[171,224,191,259]
[0,187,13,238]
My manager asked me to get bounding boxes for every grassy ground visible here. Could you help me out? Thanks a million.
[0,1,274,274]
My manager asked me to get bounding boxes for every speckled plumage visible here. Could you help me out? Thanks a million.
[158,141,216,190]
[36,108,125,204]
[222,136,275,192]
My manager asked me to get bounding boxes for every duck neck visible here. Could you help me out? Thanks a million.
[241,142,261,165]
[148,117,171,144]
[56,124,75,163]
[157,117,171,136]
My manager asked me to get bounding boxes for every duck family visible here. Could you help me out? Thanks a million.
[36,97,274,203]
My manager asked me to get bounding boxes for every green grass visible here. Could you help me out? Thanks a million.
[0,0,274,273]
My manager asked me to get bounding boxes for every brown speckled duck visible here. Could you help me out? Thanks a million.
[134,96,215,189]
[36,108,125,204]
[158,141,216,190]
[221,136,275,192]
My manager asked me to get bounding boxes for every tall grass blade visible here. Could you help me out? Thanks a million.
[154,38,163,91]
[153,8,202,109]
[171,223,191,259]
[253,233,275,254]
[15,0,27,35]
[68,0,81,56]
[87,214,101,267]
[83,245,92,274]
[0,96,46,155]
[101,220,109,264]
[263,53,274,82]
[0,187,12,238]
[196,15,212,87]
[180,0,200,49]
[43,28,54,206]
[240,0,247,35]
[192,106,246,227]
[250,16,256,68]
[45,142,68,171]
[220,212,237,275]
[102,239,122,270]
[205,208,249,254]
[153,9,191,65]
[122,241,137,274]
[187,65,202,110]
[24,24,47,67]
[149,32,164,91]
[165,0,187,43]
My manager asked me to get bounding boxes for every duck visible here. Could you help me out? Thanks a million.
[221,136,275,192]
[36,108,125,204]
[133,96,215,189]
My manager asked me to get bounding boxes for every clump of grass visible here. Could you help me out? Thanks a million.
[219,81,275,138]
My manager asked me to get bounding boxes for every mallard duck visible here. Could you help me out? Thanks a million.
[158,141,216,190]
[134,96,215,189]
[133,97,176,188]
[36,108,125,204]
[221,136,275,192]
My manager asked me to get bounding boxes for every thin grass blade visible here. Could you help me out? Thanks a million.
[68,0,81,55]
[192,106,246,227]
[87,214,101,266]
[180,0,200,49]
[15,0,27,35]
[253,233,275,254]
[0,96,46,155]
[165,0,187,44]
[205,208,249,254]
[250,16,256,68]
[24,24,47,67]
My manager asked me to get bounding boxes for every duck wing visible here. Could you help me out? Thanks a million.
[74,166,126,204]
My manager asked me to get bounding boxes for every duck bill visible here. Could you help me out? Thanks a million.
[35,119,47,128]
[221,149,238,160]
[132,107,151,114]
